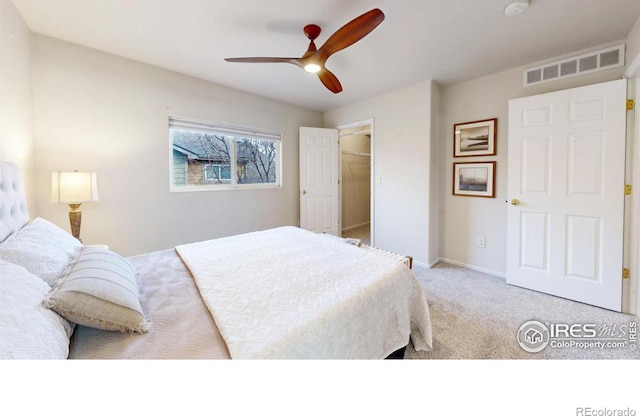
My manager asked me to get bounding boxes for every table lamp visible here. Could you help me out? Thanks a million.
[51,171,99,241]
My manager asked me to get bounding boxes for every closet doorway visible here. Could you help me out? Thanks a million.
[338,120,373,246]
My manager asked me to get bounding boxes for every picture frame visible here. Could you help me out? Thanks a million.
[453,161,496,198]
[453,118,497,157]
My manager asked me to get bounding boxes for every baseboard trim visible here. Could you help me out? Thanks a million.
[341,222,370,232]
[413,258,441,269]
[439,257,506,279]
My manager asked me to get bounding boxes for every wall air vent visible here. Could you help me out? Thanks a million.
[523,44,625,87]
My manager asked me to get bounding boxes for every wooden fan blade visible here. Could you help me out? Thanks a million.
[317,8,385,59]
[318,68,343,93]
[225,57,300,65]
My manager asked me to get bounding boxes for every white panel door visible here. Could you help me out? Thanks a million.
[299,127,340,236]
[507,79,627,311]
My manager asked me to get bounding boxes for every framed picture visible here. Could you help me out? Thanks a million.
[453,118,497,157]
[453,161,496,198]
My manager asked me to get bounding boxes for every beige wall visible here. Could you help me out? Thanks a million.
[31,35,322,256]
[0,0,34,208]
[324,81,436,265]
[439,46,626,275]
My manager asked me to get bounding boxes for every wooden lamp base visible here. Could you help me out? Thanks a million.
[68,203,83,242]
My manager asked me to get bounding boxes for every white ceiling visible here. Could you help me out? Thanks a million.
[12,0,640,112]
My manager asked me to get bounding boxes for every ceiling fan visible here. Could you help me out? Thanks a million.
[224,8,385,94]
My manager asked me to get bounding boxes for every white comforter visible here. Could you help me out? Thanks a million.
[175,226,432,359]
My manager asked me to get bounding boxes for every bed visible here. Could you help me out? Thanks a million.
[0,161,432,359]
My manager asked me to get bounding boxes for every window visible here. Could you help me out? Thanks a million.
[204,164,231,182]
[169,117,281,191]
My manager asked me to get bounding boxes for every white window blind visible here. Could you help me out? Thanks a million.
[169,117,281,141]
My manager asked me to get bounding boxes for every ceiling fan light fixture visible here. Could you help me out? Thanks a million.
[304,63,322,73]
[224,8,385,93]
[504,0,529,16]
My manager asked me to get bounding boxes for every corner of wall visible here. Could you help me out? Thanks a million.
[429,81,442,263]
[625,16,640,78]
[0,0,35,212]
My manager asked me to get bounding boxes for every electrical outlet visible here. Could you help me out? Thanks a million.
[477,237,486,248]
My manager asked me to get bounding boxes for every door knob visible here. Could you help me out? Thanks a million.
[511,199,520,205]
[301,189,307,195]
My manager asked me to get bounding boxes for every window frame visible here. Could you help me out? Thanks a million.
[203,163,232,182]
[169,117,283,192]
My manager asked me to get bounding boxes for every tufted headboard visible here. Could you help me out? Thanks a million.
[0,161,30,242]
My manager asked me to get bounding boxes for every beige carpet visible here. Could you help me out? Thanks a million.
[341,224,371,246]
[405,262,640,359]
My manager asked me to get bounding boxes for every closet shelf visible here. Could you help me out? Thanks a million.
[342,151,371,157]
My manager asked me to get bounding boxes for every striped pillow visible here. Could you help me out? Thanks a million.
[45,247,150,333]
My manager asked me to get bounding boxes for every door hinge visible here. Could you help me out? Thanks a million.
[627,99,635,110]
[623,268,630,279]
[625,184,632,195]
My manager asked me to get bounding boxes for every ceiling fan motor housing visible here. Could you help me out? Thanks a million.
[304,24,321,41]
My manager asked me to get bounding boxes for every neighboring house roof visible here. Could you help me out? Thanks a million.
[172,144,199,159]
[173,132,264,164]
[173,134,225,160]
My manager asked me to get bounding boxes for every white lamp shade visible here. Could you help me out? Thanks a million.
[51,171,99,204]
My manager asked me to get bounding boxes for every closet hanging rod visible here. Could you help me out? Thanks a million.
[339,130,371,138]
[342,150,371,157]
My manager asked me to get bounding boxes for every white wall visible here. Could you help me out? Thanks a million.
[440,46,627,275]
[324,81,436,265]
[0,0,34,207]
[31,35,322,256]
[626,16,640,75]
[429,82,442,264]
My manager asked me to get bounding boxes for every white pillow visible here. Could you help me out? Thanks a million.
[0,217,82,286]
[0,260,73,359]
[45,247,150,333]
